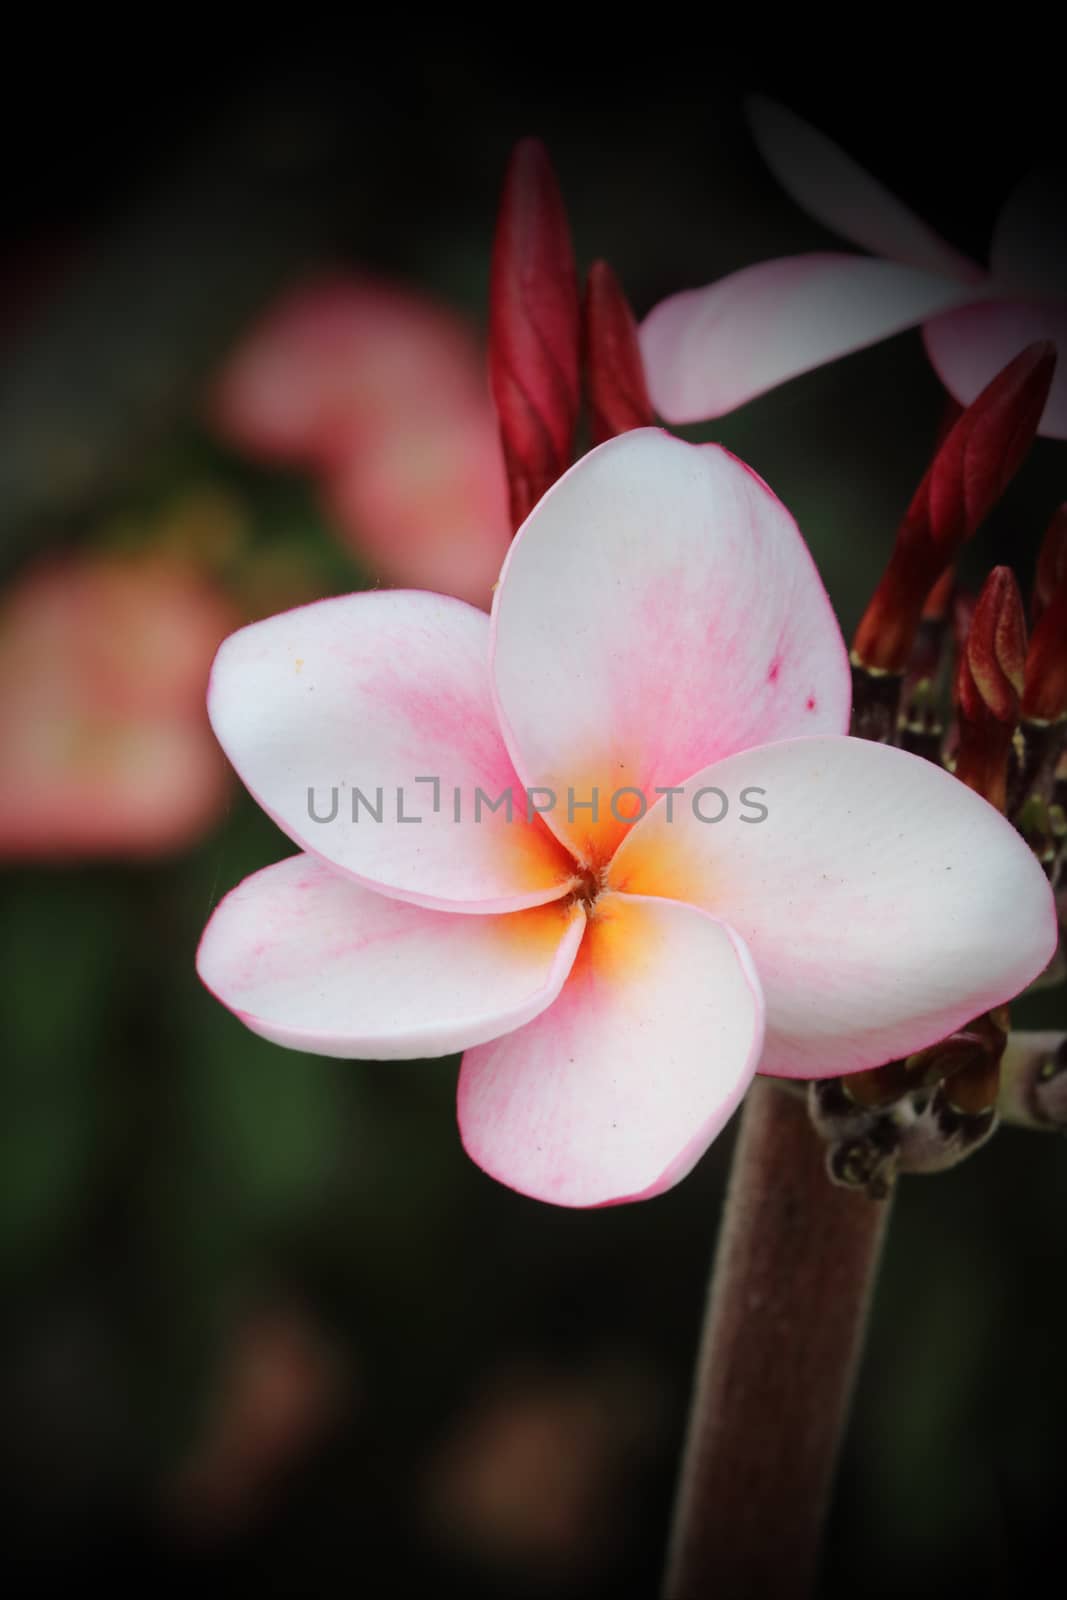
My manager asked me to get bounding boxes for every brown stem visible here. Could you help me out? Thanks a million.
[662,1079,892,1600]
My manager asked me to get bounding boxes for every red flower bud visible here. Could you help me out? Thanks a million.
[583,260,655,445]
[954,566,1026,810]
[1022,571,1067,722]
[1008,523,1067,811]
[489,139,581,530]
[1032,503,1067,624]
[911,343,1055,558]
[852,342,1056,673]
[959,567,1026,723]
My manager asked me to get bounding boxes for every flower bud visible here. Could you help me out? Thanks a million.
[1032,504,1067,623]
[852,343,1055,674]
[954,566,1026,811]
[958,567,1026,723]
[583,260,655,445]
[1021,566,1067,723]
[489,139,581,530]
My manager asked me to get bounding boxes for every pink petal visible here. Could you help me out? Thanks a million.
[198,853,586,1059]
[640,255,977,423]
[609,736,1056,1080]
[211,274,489,466]
[208,590,578,912]
[0,717,229,860]
[990,170,1067,300]
[323,404,511,609]
[923,300,1067,440]
[0,554,234,859]
[458,892,764,1207]
[490,429,850,863]
[747,97,984,281]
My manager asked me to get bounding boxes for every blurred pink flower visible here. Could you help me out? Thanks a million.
[641,99,1067,438]
[197,430,1053,1207]
[0,552,235,858]
[212,274,511,607]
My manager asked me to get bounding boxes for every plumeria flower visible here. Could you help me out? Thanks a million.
[197,430,1054,1208]
[641,99,1067,439]
[212,274,510,607]
[0,552,234,858]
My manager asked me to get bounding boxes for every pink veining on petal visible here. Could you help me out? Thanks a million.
[490,429,850,862]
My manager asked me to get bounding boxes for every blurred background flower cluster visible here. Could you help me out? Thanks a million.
[1,39,1064,1598]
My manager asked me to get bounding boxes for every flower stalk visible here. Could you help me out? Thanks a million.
[662,1079,891,1599]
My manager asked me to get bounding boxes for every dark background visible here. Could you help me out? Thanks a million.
[2,35,1064,1597]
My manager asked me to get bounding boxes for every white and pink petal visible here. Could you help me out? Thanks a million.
[746,97,985,282]
[640,255,978,424]
[490,429,850,863]
[458,892,764,1208]
[608,736,1056,1079]
[208,589,577,912]
[197,853,586,1059]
